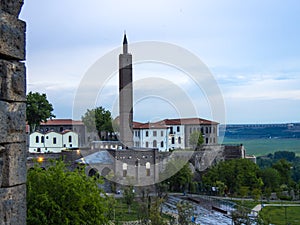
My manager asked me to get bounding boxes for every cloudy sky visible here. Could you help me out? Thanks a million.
[20,0,300,124]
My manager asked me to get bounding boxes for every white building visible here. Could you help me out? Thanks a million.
[29,130,79,153]
[133,118,219,151]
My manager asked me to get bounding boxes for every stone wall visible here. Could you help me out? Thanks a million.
[0,0,27,224]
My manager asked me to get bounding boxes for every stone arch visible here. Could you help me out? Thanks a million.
[122,163,127,177]
[146,162,151,176]
[88,168,100,178]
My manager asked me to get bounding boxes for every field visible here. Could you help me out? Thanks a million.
[221,138,300,156]
[259,206,300,225]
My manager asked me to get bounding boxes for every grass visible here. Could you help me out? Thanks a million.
[259,206,300,225]
[221,138,300,156]
[232,199,260,210]
[114,199,140,222]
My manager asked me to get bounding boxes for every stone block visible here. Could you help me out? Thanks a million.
[0,184,26,225]
[0,101,26,144]
[0,11,26,60]
[0,60,26,101]
[0,0,24,17]
[0,143,26,187]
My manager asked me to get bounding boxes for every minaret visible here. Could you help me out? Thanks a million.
[119,33,133,148]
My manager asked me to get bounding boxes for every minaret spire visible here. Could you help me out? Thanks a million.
[119,32,133,148]
[123,31,128,54]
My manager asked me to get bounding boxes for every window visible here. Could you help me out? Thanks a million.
[209,127,212,133]
[213,127,216,134]
[160,141,164,148]
[146,162,150,176]
[201,127,204,134]
[41,136,44,143]
[206,127,208,134]
[53,137,57,144]
[171,137,175,144]
[123,163,127,177]
[170,127,173,134]
[146,131,149,137]
[35,136,39,143]
[146,142,149,148]
[178,137,181,144]
[60,127,63,132]
[153,140,157,148]
[206,138,208,144]
[69,135,72,143]
[161,131,164,136]
[153,131,157,137]
[177,126,180,132]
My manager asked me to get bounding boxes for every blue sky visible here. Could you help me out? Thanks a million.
[20,0,300,124]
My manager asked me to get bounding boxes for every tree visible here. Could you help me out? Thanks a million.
[272,159,292,185]
[81,106,113,140]
[189,131,204,149]
[149,197,168,225]
[203,159,263,195]
[260,167,281,191]
[162,160,193,192]
[27,161,108,225]
[26,91,55,132]
[176,201,194,225]
[123,185,135,213]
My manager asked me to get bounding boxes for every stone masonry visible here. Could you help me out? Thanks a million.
[0,0,27,224]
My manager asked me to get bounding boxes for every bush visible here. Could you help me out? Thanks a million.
[27,161,108,225]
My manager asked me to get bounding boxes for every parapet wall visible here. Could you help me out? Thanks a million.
[0,0,27,224]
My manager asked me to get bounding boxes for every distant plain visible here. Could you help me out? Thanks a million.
[221,137,300,156]
[220,124,300,156]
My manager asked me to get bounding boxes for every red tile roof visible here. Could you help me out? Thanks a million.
[133,117,218,129]
[40,119,84,126]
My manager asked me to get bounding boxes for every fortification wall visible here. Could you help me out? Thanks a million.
[0,0,27,224]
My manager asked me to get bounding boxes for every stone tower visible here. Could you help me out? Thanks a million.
[119,33,133,148]
[0,0,27,224]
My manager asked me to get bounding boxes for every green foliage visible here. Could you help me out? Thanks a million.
[203,159,262,195]
[231,203,252,225]
[259,206,300,225]
[215,180,226,196]
[123,185,135,213]
[272,159,292,185]
[176,201,194,225]
[149,197,168,225]
[274,151,296,161]
[260,167,281,191]
[26,91,55,132]
[162,160,193,192]
[189,131,204,149]
[81,106,113,140]
[27,161,108,225]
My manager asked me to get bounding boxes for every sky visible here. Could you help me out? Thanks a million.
[20,0,300,124]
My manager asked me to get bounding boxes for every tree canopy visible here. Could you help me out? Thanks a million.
[27,161,108,225]
[202,158,263,195]
[162,160,193,192]
[26,91,55,132]
[81,106,114,140]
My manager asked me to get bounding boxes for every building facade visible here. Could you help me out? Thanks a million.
[37,119,86,147]
[29,130,79,153]
[133,118,219,151]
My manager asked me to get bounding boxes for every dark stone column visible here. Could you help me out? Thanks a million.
[0,0,27,224]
